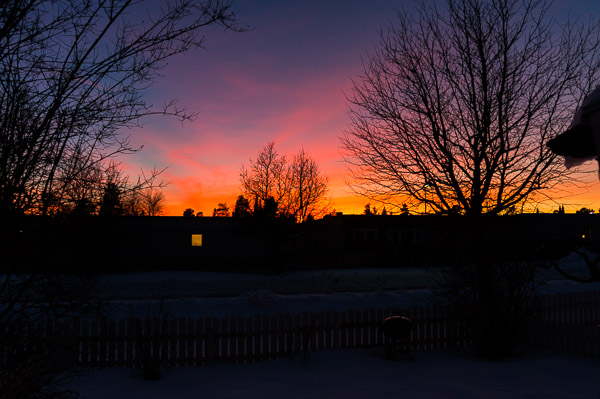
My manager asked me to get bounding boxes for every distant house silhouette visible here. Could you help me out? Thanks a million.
[13,213,599,272]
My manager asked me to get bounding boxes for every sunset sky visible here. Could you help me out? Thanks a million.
[122,0,600,216]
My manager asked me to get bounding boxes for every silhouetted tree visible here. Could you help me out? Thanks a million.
[400,204,409,216]
[240,142,289,211]
[341,0,600,216]
[241,142,330,221]
[123,187,166,216]
[287,148,329,222]
[363,203,377,215]
[263,197,279,219]
[183,208,195,217]
[99,183,123,216]
[553,205,564,214]
[212,202,230,217]
[232,195,252,217]
[253,196,279,219]
[71,197,96,217]
[60,157,105,216]
[143,189,167,216]
[60,160,165,217]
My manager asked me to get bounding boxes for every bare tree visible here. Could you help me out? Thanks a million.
[142,188,167,216]
[341,0,600,215]
[288,148,329,222]
[240,141,289,210]
[0,0,243,218]
[240,142,330,221]
[121,187,166,216]
[56,157,166,216]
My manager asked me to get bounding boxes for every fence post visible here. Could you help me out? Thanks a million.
[244,315,253,362]
[316,312,324,350]
[262,315,270,360]
[186,318,195,366]
[270,314,278,358]
[325,310,333,349]
[220,317,228,362]
[107,320,116,366]
[367,308,376,347]
[117,319,125,366]
[195,318,204,365]
[277,313,286,356]
[177,318,185,365]
[235,316,244,363]
[431,304,439,350]
[253,314,262,361]
[333,311,340,349]
[89,319,99,367]
[340,311,347,348]
[293,313,301,353]
[71,318,81,365]
[347,310,356,347]
[126,318,135,368]
[214,317,222,361]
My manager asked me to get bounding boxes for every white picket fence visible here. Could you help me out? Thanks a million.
[2,291,599,367]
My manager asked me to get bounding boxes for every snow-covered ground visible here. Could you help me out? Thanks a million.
[95,251,600,319]
[71,252,600,398]
[93,267,437,299]
[72,347,600,398]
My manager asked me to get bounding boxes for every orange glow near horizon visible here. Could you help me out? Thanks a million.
[157,163,600,217]
[159,168,369,216]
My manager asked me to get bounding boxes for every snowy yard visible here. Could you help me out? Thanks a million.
[72,347,600,398]
[70,252,600,398]
[94,251,600,319]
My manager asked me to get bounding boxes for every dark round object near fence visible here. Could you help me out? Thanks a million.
[382,316,412,359]
[382,316,412,340]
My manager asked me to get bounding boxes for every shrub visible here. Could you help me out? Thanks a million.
[439,261,539,358]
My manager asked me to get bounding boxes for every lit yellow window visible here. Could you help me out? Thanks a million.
[191,234,203,247]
